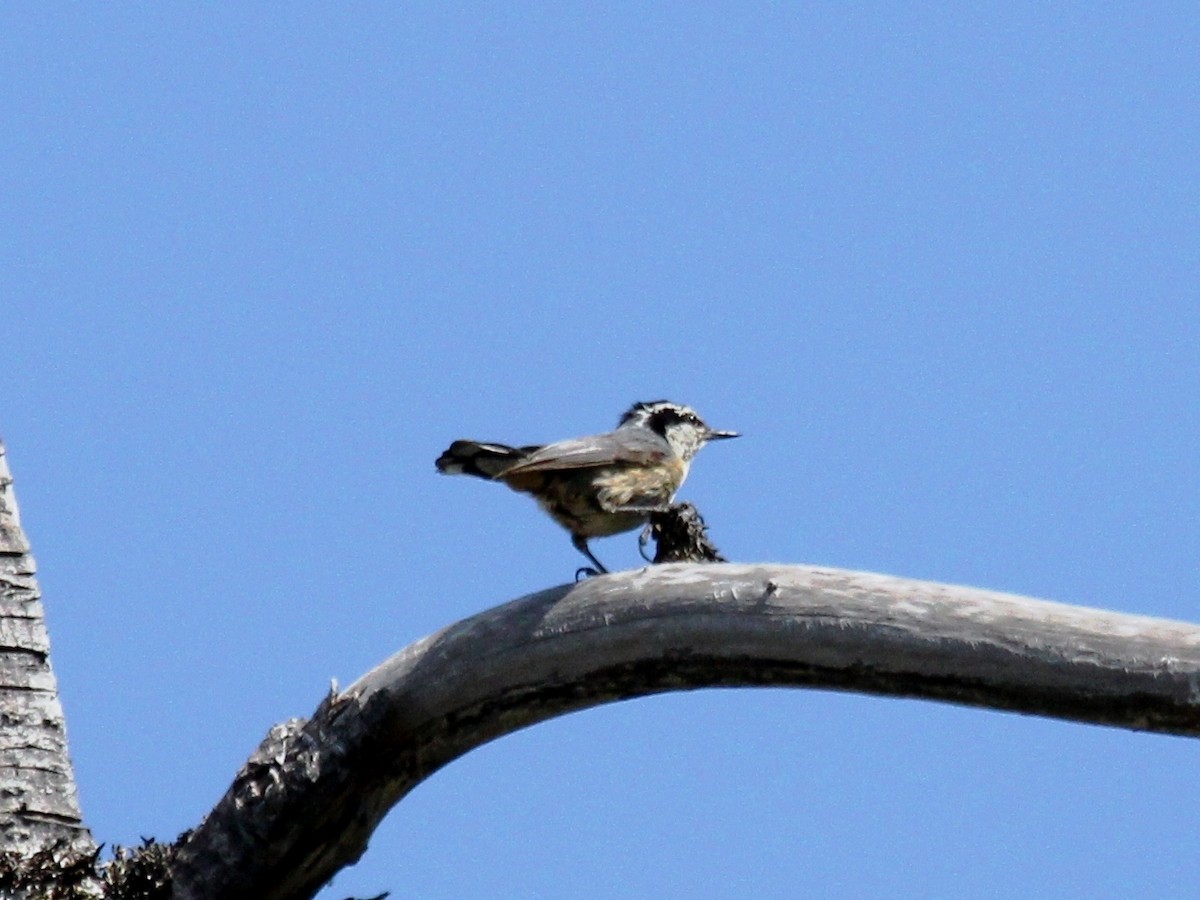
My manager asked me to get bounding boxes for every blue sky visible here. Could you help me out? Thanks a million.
[4,5,1199,897]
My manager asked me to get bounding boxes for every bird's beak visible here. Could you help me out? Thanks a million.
[707,429,740,440]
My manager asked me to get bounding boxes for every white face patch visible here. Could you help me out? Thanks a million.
[661,421,708,461]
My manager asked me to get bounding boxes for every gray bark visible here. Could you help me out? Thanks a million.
[0,442,93,860]
[172,563,1200,899]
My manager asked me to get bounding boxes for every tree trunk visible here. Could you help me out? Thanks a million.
[0,441,96,892]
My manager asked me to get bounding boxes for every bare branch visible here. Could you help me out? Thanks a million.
[172,564,1200,899]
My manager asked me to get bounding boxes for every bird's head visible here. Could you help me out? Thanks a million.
[617,400,739,461]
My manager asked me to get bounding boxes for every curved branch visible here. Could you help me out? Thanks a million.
[172,564,1200,899]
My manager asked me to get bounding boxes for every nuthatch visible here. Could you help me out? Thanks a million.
[435,400,738,575]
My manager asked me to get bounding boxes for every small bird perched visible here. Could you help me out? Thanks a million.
[435,400,738,575]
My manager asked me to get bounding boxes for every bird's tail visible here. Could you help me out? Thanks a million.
[435,440,541,479]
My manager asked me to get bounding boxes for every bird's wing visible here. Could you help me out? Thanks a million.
[498,432,669,475]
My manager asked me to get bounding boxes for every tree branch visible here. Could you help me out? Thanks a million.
[172,563,1200,899]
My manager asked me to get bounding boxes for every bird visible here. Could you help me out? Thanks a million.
[435,400,738,575]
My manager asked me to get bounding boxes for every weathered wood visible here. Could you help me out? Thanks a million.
[0,441,95,869]
[172,563,1200,900]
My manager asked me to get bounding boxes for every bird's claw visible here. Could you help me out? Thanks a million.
[637,523,654,562]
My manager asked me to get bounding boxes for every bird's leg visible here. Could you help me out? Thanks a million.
[600,501,673,565]
[637,522,654,562]
[572,534,608,579]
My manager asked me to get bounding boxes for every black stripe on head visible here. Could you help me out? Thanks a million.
[618,400,704,438]
[618,400,672,427]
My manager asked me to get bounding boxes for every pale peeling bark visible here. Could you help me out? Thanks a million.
[0,442,94,859]
[173,564,1200,900]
